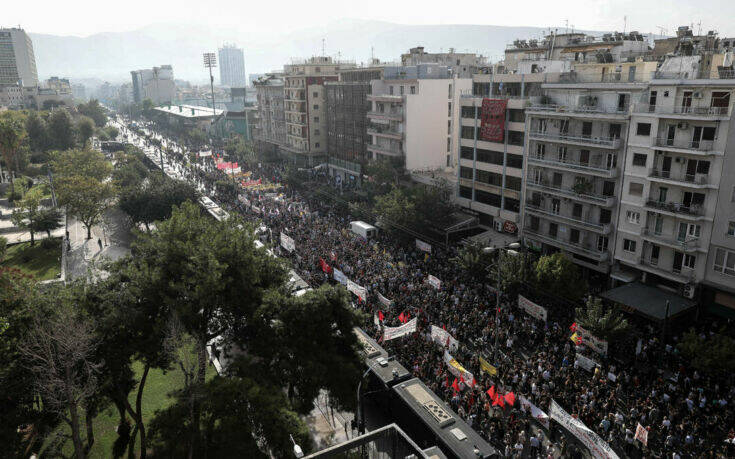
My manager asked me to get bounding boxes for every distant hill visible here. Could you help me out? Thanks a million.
[29,20,600,84]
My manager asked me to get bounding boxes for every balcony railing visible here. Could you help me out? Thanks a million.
[640,228,700,250]
[525,181,615,206]
[529,131,621,148]
[528,104,629,115]
[654,137,715,151]
[648,168,709,185]
[527,155,617,176]
[523,228,609,260]
[525,203,610,232]
[635,104,729,116]
[367,128,403,138]
[638,258,696,282]
[644,199,705,216]
[367,110,403,119]
[367,144,403,157]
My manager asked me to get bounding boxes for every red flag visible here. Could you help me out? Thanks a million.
[570,322,578,332]
[406,312,411,321]
[442,324,446,330]
[398,312,406,324]
[487,385,496,400]
[378,310,385,322]
[492,394,505,408]
[451,378,460,393]
[445,335,451,348]
[319,258,332,274]
[469,393,475,407]
[472,377,478,387]
[504,392,516,406]
[459,375,465,385]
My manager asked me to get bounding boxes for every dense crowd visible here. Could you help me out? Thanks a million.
[121,119,735,458]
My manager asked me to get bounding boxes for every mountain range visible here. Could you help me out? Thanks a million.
[29,20,599,86]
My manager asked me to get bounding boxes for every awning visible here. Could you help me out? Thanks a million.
[600,282,696,321]
[610,268,638,283]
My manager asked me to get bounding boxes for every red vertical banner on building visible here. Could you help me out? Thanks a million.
[480,98,507,142]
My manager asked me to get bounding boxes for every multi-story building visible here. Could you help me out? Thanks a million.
[130,65,176,104]
[521,60,657,274]
[45,77,72,94]
[253,74,286,155]
[218,44,247,87]
[456,69,561,232]
[325,66,385,182]
[367,64,470,172]
[282,56,354,165]
[615,71,735,300]
[72,83,87,101]
[401,47,487,78]
[0,27,38,87]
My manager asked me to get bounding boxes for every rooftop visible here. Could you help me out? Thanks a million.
[153,104,224,118]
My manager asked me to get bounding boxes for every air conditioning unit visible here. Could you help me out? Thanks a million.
[692,91,703,99]
[678,122,689,130]
[494,220,503,232]
[682,283,696,299]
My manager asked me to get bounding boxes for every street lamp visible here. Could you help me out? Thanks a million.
[484,242,521,364]
[289,434,304,458]
[203,52,218,124]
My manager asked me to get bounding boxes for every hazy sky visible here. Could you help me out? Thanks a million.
[5,0,735,37]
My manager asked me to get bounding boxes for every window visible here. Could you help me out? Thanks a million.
[314,116,319,123]
[623,239,637,252]
[400,86,404,95]
[448,102,452,117]
[731,186,735,202]
[629,182,644,196]
[728,221,735,236]
[447,137,451,152]
[315,142,320,148]
[627,211,640,224]
[313,92,318,98]
[683,254,696,269]
[448,84,452,98]
[410,86,416,94]
[696,161,710,174]
[313,104,319,110]
[448,120,452,134]
[636,123,651,136]
[714,248,735,276]
[632,154,647,167]
[314,129,320,135]
[535,143,546,158]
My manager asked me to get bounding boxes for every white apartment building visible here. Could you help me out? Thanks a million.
[367,64,470,172]
[401,46,487,78]
[219,45,247,87]
[130,65,176,105]
[0,27,38,87]
[615,76,735,299]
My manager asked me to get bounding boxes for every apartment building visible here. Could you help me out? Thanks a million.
[218,44,247,87]
[325,66,385,182]
[614,73,735,300]
[282,56,354,166]
[367,64,470,172]
[456,70,560,232]
[520,60,656,274]
[253,74,286,155]
[401,46,487,78]
[130,65,176,104]
[0,27,38,87]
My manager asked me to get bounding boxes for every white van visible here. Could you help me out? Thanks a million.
[350,221,378,239]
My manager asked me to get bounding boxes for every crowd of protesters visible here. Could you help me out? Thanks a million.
[121,119,735,458]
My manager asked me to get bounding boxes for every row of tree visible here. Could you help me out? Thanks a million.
[1,202,365,458]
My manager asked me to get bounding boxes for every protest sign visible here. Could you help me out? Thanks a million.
[577,326,609,356]
[280,233,295,252]
[550,400,619,459]
[416,239,432,253]
[378,292,393,308]
[347,280,367,301]
[333,269,347,285]
[427,275,441,290]
[575,353,599,372]
[519,395,550,429]
[479,356,498,376]
[383,317,417,341]
[518,294,548,322]
[430,326,459,352]
[443,350,475,387]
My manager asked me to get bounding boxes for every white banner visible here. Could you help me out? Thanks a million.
[518,294,548,322]
[280,233,295,252]
[427,275,441,290]
[383,317,417,341]
[575,353,599,373]
[634,423,648,446]
[442,350,475,387]
[549,400,619,459]
[238,195,250,207]
[577,326,609,356]
[377,292,393,308]
[347,280,367,301]
[431,326,459,352]
[197,150,212,157]
[519,395,550,429]
[333,269,347,285]
[416,239,432,253]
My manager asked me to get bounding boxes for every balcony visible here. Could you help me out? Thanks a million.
[648,168,712,188]
[644,199,706,219]
[526,155,618,178]
[525,203,612,233]
[367,94,404,103]
[367,127,403,140]
[640,228,700,252]
[524,228,609,261]
[635,103,730,119]
[367,144,403,157]
[529,131,621,149]
[525,181,616,207]
[367,110,403,121]
[527,104,629,117]
[653,137,720,154]
[638,258,696,284]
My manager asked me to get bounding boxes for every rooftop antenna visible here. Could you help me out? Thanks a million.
[371,46,374,62]
[696,21,702,36]
[322,38,326,57]
[656,26,667,38]
[623,15,627,34]
[565,19,569,34]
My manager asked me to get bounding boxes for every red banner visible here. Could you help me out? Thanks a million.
[480,99,507,142]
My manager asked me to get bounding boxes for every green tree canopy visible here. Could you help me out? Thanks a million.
[678,328,735,373]
[77,116,95,148]
[77,99,107,127]
[47,108,76,150]
[534,252,587,301]
[118,175,197,230]
[575,297,630,342]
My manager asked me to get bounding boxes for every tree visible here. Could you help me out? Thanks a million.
[373,187,417,235]
[411,181,455,230]
[534,253,587,301]
[57,175,116,239]
[48,109,77,151]
[21,285,100,459]
[112,151,149,190]
[575,297,630,342]
[35,208,63,239]
[77,99,107,128]
[0,116,26,188]
[77,116,95,148]
[11,188,43,245]
[118,175,197,231]
[678,328,735,373]
[453,241,491,279]
[0,236,6,261]
[25,111,50,153]
[52,148,112,182]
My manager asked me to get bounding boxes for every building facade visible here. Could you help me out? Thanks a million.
[219,45,247,87]
[0,27,38,87]
[325,66,384,181]
[401,47,487,78]
[253,74,286,154]
[130,65,176,104]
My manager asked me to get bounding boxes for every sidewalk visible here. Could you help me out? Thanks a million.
[65,207,132,280]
